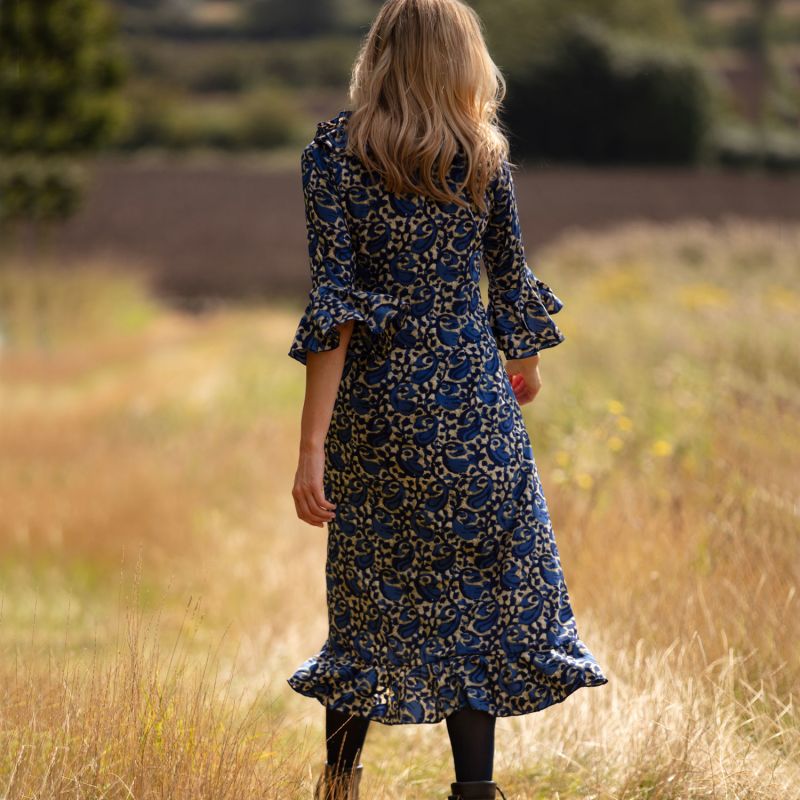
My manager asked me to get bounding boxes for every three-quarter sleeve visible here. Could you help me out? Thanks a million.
[288,143,410,365]
[482,159,565,360]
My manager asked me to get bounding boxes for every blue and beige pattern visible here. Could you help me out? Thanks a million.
[287,110,608,724]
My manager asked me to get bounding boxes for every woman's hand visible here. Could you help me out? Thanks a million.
[292,320,353,528]
[292,442,337,527]
[504,353,542,406]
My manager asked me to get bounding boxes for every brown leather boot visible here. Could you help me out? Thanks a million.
[448,779,508,800]
[313,762,364,800]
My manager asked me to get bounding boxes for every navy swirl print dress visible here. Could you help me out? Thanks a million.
[286,110,609,724]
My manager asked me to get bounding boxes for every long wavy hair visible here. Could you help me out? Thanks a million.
[345,0,510,214]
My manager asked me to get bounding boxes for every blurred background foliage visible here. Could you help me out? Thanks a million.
[2,0,800,230]
[5,0,800,159]
[113,0,800,161]
[0,0,798,232]
[112,0,800,164]
[0,0,797,305]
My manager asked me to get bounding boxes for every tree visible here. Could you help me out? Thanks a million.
[0,0,126,231]
[0,0,126,350]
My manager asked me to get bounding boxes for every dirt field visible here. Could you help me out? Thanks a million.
[51,157,800,303]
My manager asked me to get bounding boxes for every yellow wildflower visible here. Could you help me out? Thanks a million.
[555,450,570,466]
[651,439,673,457]
[607,399,625,415]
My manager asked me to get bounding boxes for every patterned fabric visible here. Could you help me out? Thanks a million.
[286,110,608,724]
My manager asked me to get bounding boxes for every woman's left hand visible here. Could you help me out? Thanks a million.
[505,354,542,406]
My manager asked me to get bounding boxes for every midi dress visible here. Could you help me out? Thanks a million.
[286,109,609,725]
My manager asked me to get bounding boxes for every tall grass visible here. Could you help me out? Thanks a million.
[0,568,302,798]
[0,220,798,797]
[0,260,158,352]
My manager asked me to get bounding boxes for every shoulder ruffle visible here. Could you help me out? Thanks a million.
[312,109,353,152]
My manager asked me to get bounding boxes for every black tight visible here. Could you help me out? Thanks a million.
[446,707,496,782]
[325,708,371,770]
[324,706,496,782]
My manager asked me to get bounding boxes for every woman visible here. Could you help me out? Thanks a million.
[286,1,609,798]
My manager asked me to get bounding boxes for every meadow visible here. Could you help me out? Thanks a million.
[0,217,798,798]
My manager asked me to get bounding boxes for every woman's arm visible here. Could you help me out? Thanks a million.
[287,139,405,524]
[482,159,565,406]
[292,319,354,527]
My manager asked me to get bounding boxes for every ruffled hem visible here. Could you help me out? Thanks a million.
[488,274,566,360]
[533,276,564,316]
[288,284,411,365]
[286,640,609,725]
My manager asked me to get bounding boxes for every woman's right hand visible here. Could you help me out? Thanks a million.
[292,443,337,527]
[504,354,542,406]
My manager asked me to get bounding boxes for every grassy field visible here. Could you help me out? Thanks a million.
[1,218,799,798]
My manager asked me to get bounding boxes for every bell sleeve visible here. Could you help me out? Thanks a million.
[288,143,411,366]
[482,159,566,360]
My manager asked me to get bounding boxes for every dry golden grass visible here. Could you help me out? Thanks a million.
[0,220,798,798]
[1,584,302,799]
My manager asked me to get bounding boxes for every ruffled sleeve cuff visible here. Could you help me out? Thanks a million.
[487,271,566,360]
[288,284,411,365]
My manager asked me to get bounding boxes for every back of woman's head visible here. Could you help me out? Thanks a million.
[346,0,510,213]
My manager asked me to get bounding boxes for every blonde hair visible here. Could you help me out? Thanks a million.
[346,0,510,214]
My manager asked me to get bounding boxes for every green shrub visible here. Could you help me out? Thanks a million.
[260,37,358,88]
[116,84,305,151]
[238,86,304,148]
[0,159,85,224]
[161,102,245,150]
[711,124,800,172]
[503,17,713,165]
[472,0,691,75]
[189,60,251,94]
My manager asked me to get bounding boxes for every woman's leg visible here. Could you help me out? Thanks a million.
[445,707,497,782]
[325,708,371,771]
